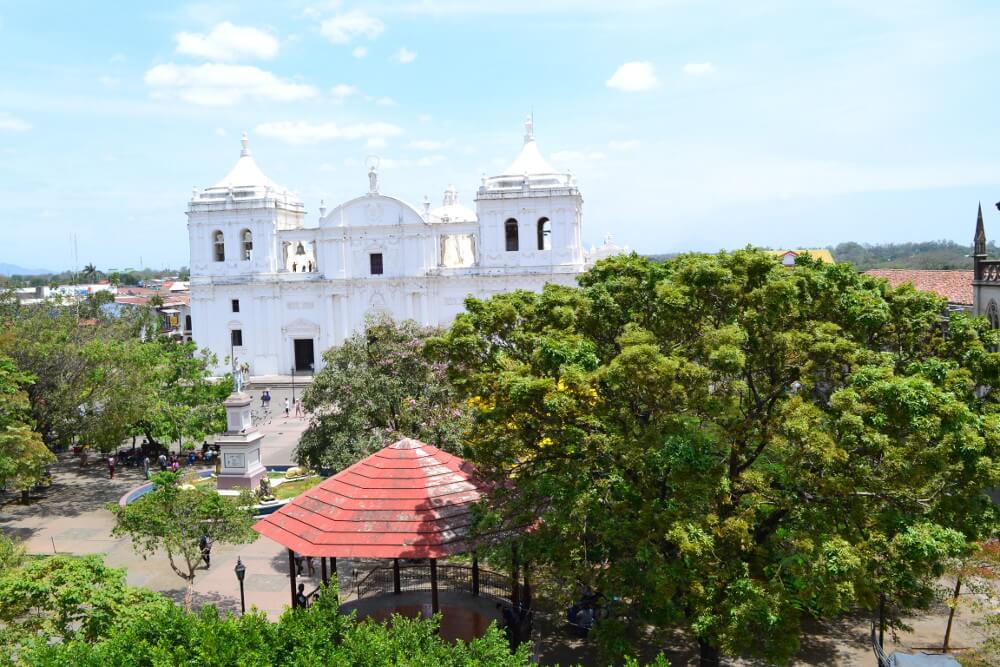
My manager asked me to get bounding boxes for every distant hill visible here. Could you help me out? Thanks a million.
[0,263,53,276]
[646,240,990,272]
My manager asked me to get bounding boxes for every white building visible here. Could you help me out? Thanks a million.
[188,118,624,375]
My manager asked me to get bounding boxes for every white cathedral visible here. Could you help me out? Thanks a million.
[188,118,625,376]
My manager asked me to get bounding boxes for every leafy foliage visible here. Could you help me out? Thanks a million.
[108,472,257,611]
[431,250,1000,664]
[297,315,470,471]
[0,354,54,496]
[10,582,534,667]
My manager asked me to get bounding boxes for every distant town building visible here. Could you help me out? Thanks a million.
[187,119,626,376]
[769,249,835,266]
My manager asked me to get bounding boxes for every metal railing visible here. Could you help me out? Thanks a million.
[355,562,512,602]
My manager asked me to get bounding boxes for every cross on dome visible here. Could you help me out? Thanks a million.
[240,132,250,157]
[524,114,534,144]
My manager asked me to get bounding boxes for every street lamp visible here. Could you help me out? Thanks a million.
[290,365,296,404]
[234,557,246,615]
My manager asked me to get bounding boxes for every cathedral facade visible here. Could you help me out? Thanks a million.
[187,119,623,376]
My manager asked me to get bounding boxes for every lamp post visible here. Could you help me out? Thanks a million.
[234,557,246,615]
[290,365,296,404]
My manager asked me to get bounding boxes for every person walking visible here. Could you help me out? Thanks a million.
[158,453,167,471]
[284,397,290,418]
[142,456,151,480]
[294,399,304,418]
[261,389,269,408]
[107,454,116,480]
[199,534,213,568]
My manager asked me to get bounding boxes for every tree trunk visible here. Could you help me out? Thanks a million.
[184,577,195,612]
[943,577,962,651]
[698,639,721,667]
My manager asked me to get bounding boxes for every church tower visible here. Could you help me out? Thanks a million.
[186,133,304,280]
[474,117,584,271]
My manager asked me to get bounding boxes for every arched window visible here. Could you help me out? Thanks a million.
[241,229,253,261]
[213,231,225,262]
[505,219,519,252]
[184,315,192,332]
[537,217,551,250]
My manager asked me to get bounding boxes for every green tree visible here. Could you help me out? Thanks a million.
[108,472,257,611]
[80,263,99,283]
[13,584,535,666]
[431,251,1000,665]
[0,355,55,501]
[297,315,470,471]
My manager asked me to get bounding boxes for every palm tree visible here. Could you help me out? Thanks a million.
[81,263,98,283]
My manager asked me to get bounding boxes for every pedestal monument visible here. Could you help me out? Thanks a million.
[215,388,266,490]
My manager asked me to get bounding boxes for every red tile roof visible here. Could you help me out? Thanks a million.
[253,438,484,558]
[864,269,972,306]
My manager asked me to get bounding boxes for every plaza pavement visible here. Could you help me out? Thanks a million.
[1,411,993,664]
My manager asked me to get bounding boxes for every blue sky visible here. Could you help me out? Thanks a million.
[1,0,999,270]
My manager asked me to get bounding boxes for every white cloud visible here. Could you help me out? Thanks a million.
[0,112,31,132]
[375,96,396,106]
[255,120,403,144]
[416,154,446,167]
[683,62,715,76]
[215,127,228,137]
[392,47,417,64]
[408,139,444,150]
[606,61,660,92]
[175,22,279,61]
[552,150,606,162]
[144,63,317,106]
[99,75,120,88]
[418,113,432,122]
[608,139,640,150]
[367,136,387,148]
[331,84,358,99]
[320,10,384,43]
[352,46,368,58]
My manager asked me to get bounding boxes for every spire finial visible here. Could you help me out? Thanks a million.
[240,132,250,157]
[524,114,534,144]
[975,201,987,257]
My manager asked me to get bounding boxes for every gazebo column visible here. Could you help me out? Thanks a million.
[288,549,298,608]
[430,558,440,614]
[472,552,480,597]
[330,557,338,594]
[393,558,401,595]
[511,544,520,609]
[321,556,328,585]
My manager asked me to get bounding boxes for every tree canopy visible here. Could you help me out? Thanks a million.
[0,354,55,499]
[430,250,1000,665]
[297,316,469,471]
[108,472,257,611]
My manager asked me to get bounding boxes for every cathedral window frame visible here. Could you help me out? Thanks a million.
[240,229,253,261]
[537,217,551,251]
[213,230,226,262]
[505,218,519,252]
[370,252,384,275]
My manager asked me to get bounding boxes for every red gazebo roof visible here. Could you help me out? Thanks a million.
[253,438,483,558]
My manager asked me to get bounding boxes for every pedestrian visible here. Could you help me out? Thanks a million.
[295,583,308,608]
[294,399,303,418]
[158,453,167,471]
[142,456,151,480]
[199,534,212,568]
[107,454,116,479]
[187,451,196,466]
[262,389,271,409]
[284,397,290,418]
[294,552,305,575]
[170,456,179,473]
[306,555,315,577]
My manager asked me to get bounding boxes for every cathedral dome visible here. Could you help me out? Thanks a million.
[192,134,301,207]
[428,185,477,223]
[480,116,574,193]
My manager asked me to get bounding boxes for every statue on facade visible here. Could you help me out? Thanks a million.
[368,166,378,194]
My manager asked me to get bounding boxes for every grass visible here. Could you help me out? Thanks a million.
[273,475,322,500]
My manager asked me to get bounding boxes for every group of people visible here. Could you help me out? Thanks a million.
[259,389,305,420]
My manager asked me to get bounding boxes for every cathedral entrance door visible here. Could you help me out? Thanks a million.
[293,338,315,373]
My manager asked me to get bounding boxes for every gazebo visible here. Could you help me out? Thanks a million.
[253,437,527,616]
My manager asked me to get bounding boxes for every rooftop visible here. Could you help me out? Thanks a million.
[864,269,973,306]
